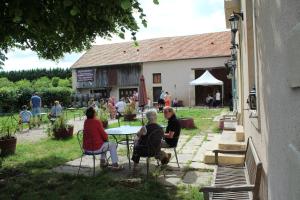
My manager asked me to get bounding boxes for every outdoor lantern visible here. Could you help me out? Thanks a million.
[229,12,244,45]
[229,14,239,32]
[248,87,257,110]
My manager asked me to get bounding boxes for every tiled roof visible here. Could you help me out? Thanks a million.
[71,31,231,68]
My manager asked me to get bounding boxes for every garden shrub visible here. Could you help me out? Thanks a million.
[40,87,72,107]
[0,88,18,113]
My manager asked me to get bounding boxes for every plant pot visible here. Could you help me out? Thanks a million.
[178,118,196,129]
[123,114,137,121]
[102,120,108,129]
[0,136,17,156]
[53,126,74,139]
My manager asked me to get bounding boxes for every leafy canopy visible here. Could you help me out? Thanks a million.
[0,0,159,65]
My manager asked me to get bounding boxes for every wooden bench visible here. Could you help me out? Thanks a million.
[200,137,262,200]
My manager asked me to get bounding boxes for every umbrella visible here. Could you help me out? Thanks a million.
[138,75,147,125]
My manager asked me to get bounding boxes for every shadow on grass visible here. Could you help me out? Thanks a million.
[0,155,194,200]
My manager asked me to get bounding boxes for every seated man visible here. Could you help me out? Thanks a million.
[48,101,63,122]
[132,110,171,171]
[19,105,32,129]
[115,97,127,116]
[83,107,122,170]
[162,107,181,148]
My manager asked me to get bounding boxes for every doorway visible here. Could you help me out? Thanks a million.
[153,87,162,103]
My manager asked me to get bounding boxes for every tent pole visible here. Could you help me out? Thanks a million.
[189,86,191,108]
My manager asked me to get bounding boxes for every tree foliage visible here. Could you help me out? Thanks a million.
[0,0,159,65]
[0,68,71,82]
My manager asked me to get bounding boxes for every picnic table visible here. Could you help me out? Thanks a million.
[105,125,142,169]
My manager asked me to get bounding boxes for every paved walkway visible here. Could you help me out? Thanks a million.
[53,131,220,188]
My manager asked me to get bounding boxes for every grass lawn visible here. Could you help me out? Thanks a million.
[0,108,85,135]
[0,107,226,200]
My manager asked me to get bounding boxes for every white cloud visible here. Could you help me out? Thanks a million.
[3,0,227,71]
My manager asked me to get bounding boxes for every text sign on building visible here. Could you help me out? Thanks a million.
[77,69,95,82]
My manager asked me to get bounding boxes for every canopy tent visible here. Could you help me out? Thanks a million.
[189,70,224,106]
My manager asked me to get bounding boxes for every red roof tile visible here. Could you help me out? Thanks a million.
[71,31,231,68]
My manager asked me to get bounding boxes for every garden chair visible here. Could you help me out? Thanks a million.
[77,130,109,176]
[136,129,165,178]
[162,137,180,168]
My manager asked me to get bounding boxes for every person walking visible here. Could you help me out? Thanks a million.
[30,92,42,127]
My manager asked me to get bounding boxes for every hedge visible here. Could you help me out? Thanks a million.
[0,87,73,113]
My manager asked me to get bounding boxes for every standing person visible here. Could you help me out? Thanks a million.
[107,97,116,119]
[83,107,122,170]
[164,92,171,107]
[158,90,165,112]
[215,90,221,107]
[30,92,42,127]
[161,107,181,148]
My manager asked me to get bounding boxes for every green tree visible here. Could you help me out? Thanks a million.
[51,77,60,87]
[15,79,31,89]
[0,0,159,65]
[33,76,51,90]
[0,77,14,88]
[58,78,72,88]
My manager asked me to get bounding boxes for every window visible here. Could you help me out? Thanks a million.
[153,73,161,84]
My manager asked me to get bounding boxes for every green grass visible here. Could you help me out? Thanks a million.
[0,107,226,200]
[0,108,84,136]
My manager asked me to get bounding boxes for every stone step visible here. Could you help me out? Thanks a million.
[235,125,245,142]
[223,120,237,131]
[218,142,246,151]
[203,151,245,165]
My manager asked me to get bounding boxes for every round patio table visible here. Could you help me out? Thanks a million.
[105,125,142,169]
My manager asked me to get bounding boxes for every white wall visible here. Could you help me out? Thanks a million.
[238,0,300,199]
[142,57,229,106]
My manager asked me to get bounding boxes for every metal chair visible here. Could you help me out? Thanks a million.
[77,130,108,176]
[135,128,165,177]
[162,139,180,168]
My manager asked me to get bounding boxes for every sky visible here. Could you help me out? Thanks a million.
[3,0,227,71]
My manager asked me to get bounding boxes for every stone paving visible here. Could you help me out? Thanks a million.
[53,129,219,188]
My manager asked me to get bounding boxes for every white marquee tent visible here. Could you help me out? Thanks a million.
[189,70,224,106]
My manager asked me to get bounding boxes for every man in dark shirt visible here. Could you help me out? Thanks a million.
[162,106,181,148]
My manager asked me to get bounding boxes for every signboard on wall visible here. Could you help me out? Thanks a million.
[77,69,95,82]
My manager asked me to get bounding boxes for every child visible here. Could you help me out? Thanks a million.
[19,105,32,129]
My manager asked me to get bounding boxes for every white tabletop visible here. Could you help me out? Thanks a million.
[105,125,142,135]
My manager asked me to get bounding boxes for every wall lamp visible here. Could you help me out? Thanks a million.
[229,11,244,45]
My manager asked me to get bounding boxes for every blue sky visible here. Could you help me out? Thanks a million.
[3,0,227,71]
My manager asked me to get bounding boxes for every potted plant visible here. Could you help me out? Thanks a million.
[0,124,17,156]
[99,108,109,128]
[46,116,74,139]
[123,104,136,121]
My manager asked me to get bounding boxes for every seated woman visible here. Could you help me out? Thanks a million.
[83,107,122,170]
[48,101,63,121]
[19,105,32,129]
[132,110,171,171]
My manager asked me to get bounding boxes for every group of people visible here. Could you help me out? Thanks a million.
[82,106,181,171]
[18,93,63,129]
[205,90,221,108]
[158,90,172,112]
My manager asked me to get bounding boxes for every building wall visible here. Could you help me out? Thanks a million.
[142,57,229,106]
[238,0,300,199]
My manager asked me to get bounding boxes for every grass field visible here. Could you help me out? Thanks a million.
[0,107,226,200]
